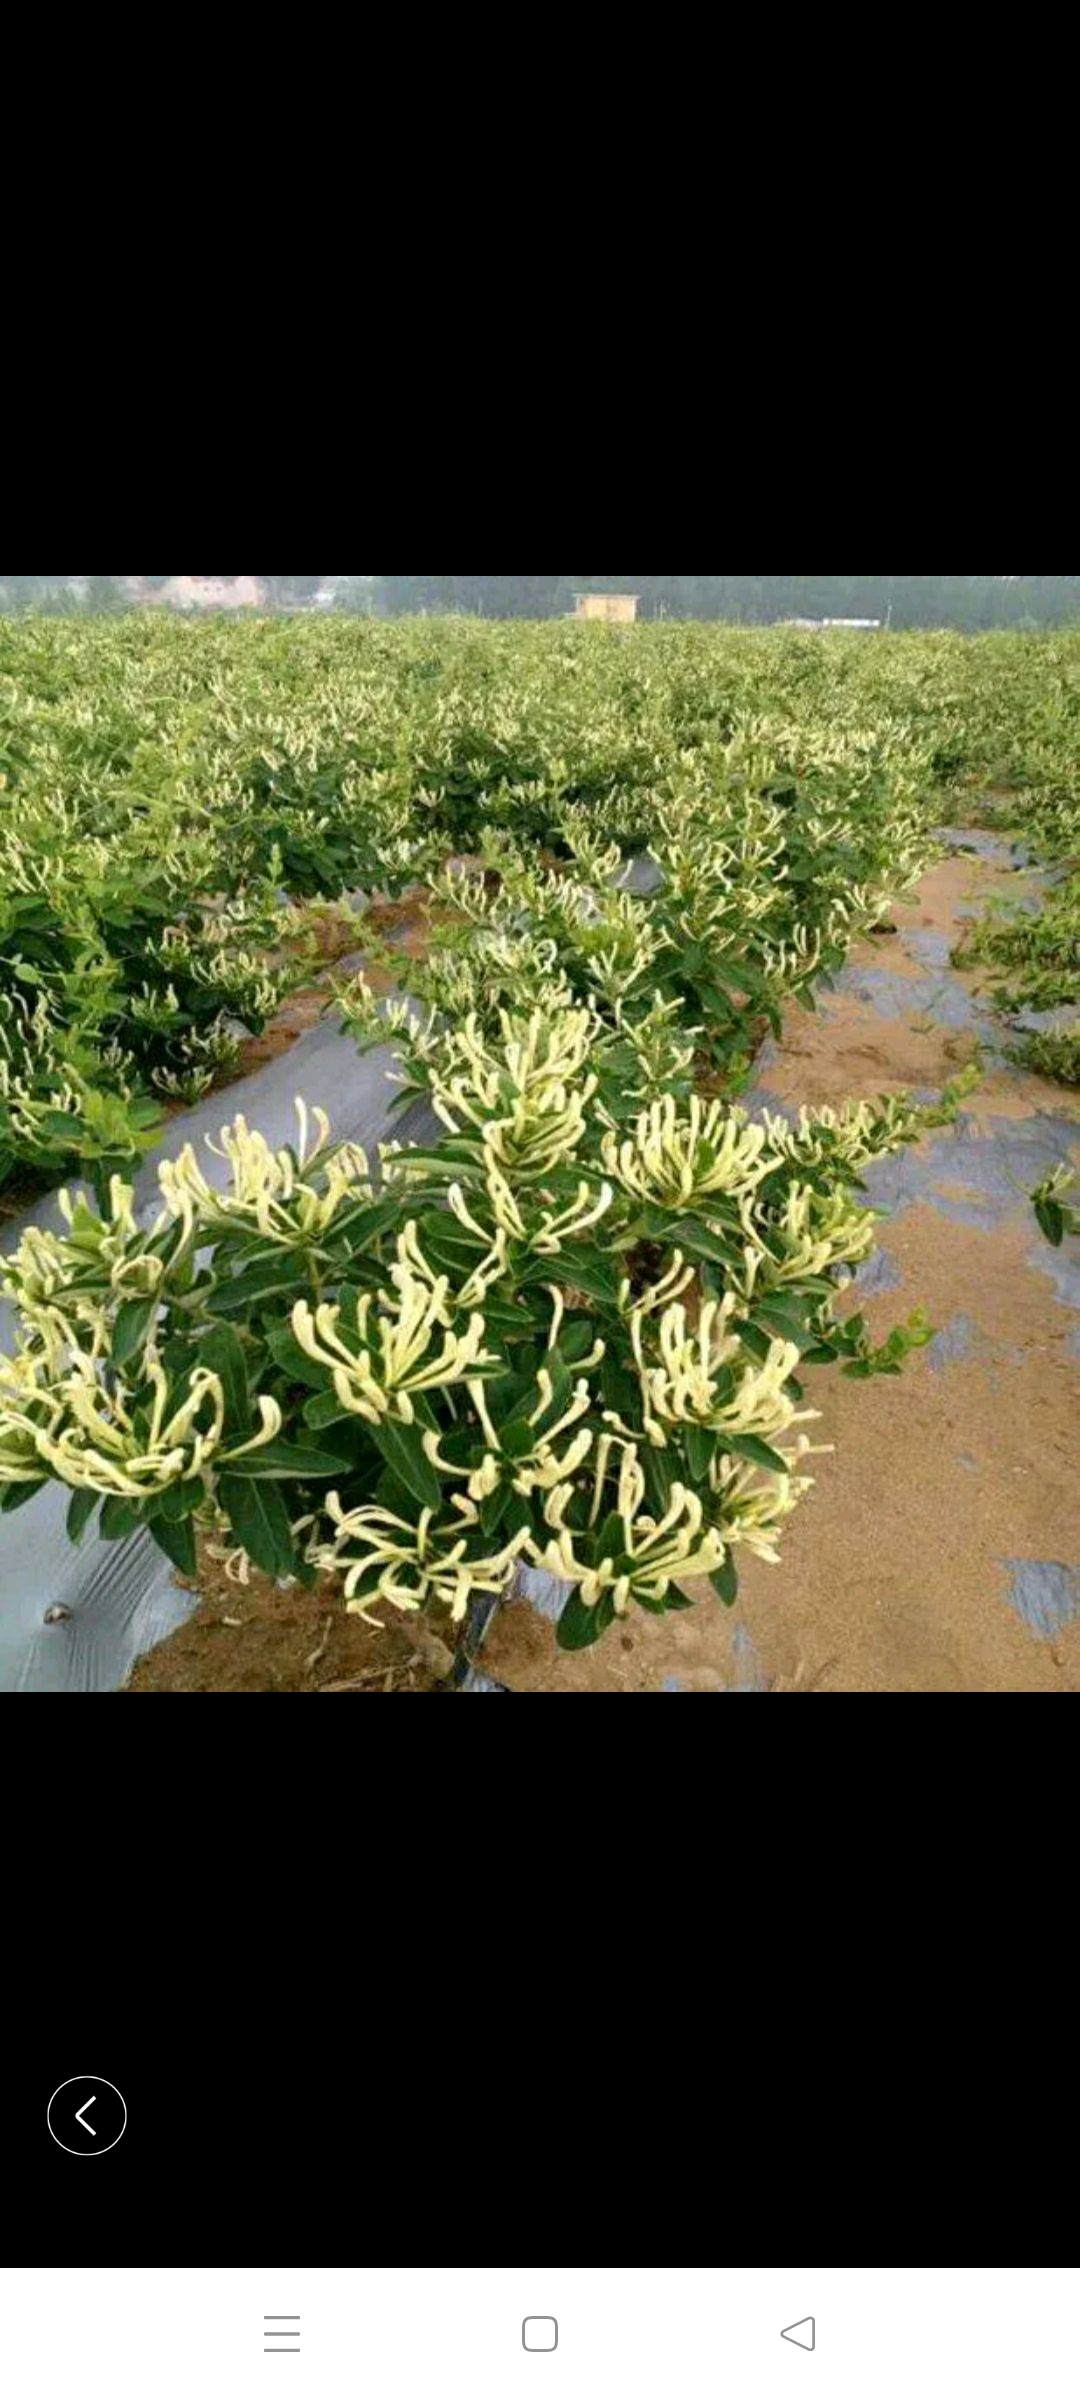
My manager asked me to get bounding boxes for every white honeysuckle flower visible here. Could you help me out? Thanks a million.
[602,1093,773,1209]
[311,1491,531,1625]
[1035,1164,1076,1207]
[202,1539,254,1587]
[292,1264,497,1426]
[415,1366,600,1500]
[707,1448,819,1563]
[448,1173,524,1245]
[631,1298,817,1449]
[10,1355,231,1498]
[157,1099,372,1248]
[757,1093,920,1173]
[742,1182,877,1283]
[393,1217,510,1314]
[761,926,823,986]
[539,1464,727,1614]
[618,1249,694,1317]
[448,1164,613,1256]
[426,1007,601,1180]
[540,1285,605,1369]
[522,1178,614,1255]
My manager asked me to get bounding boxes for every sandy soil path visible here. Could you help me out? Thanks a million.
[481,835,1080,1693]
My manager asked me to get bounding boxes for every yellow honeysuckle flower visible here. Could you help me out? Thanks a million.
[310,1491,531,1626]
[539,1460,727,1614]
[630,1297,818,1450]
[601,1093,772,1209]
[157,1099,371,1249]
[292,1267,496,1427]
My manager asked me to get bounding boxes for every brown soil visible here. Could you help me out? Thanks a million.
[482,844,1080,1694]
[124,1550,449,1693]
[216,892,434,1080]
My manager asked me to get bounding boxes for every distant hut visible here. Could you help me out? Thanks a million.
[572,592,640,625]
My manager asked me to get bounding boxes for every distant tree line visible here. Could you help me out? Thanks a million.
[372,576,1080,628]
[4,575,1080,627]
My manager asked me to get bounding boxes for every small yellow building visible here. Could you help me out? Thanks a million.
[572,592,640,624]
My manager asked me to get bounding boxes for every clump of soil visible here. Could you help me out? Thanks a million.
[217,893,435,1078]
[215,986,338,1082]
[125,1551,452,1693]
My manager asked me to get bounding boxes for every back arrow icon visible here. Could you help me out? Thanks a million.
[75,2096,97,2135]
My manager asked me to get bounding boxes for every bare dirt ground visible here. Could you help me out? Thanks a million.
[216,892,432,1084]
[124,1549,449,1693]
[482,841,1080,1693]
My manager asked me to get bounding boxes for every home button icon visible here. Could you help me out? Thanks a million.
[523,2320,559,2352]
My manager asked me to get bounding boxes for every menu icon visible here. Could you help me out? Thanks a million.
[264,2318,301,2354]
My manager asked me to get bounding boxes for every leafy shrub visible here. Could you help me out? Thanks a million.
[1011,1024,1080,1086]
[0,1010,941,1649]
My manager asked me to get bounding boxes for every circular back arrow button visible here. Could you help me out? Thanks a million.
[47,2076,127,2156]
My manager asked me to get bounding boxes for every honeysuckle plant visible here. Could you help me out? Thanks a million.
[7,612,1079,1666]
[0,992,941,1650]
[13,604,1057,1198]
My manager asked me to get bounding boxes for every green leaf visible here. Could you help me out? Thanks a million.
[726,1433,791,1475]
[538,1347,574,1419]
[1,1478,47,1512]
[100,1495,140,1540]
[560,1250,619,1304]
[500,1488,534,1540]
[368,1416,442,1510]
[753,1301,817,1349]
[669,1215,735,1266]
[500,1419,539,1460]
[477,1293,532,1335]
[264,1322,331,1388]
[210,1254,308,1315]
[303,1388,354,1430]
[373,1465,419,1518]
[1035,1198,1065,1247]
[479,1481,512,1536]
[710,1555,739,1607]
[642,1443,676,1515]
[218,1474,297,1578]
[593,1509,628,1567]
[332,1195,403,1250]
[199,1322,252,1437]
[149,1512,197,1577]
[113,1296,155,1366]
[560,1315,597,1362]
[66,1487,99,1543]
[155,1478,203,1520]
[411,1217,488,1275]
[556,1587,615,1651]
[226,1438,347,1479]
[684,1423,714,1483]
[600,1355,640,1424]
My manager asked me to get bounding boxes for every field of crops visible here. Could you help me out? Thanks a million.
[1,616,1077,1677]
